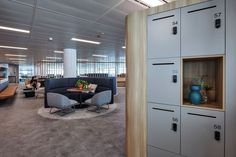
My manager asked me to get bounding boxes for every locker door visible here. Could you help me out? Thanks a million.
[181,107,224,157]
[181,0,225,56]
[148,103,180,154]
[147,58,180,105]
[148,146,183,157]
[148,9,180,58]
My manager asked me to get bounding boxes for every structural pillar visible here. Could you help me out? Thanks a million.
[63,48,77,78]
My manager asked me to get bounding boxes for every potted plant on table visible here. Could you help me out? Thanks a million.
[75,80,89,90]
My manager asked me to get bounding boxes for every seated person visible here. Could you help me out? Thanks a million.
[26,76,38,89]
[30,76,38,89]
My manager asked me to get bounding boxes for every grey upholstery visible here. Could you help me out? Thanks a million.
[85,90,112,112]
[47,92,77,115]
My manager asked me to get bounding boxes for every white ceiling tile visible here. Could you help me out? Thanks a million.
[0,0,34,25]
[13,0,35,6]
[38,0,109,21]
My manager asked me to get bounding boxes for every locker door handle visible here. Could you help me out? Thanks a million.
[173,26,177,35]
[214,131,221,141]
[172,123,177,132]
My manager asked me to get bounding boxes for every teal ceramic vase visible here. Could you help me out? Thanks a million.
[189,85,202,105]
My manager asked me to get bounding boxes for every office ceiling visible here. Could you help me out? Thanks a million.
[0,0,173,65]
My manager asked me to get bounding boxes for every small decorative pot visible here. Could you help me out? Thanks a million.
[189,85,202,105]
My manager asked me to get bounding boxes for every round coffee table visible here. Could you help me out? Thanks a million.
[67,88,94,108]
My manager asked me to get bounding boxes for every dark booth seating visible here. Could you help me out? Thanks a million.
[44,77,116,108]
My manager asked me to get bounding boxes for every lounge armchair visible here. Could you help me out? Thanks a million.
[35,82,44,98]
[47,92,78,115]
[85,90,112,113]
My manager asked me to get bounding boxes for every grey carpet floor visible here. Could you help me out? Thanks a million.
[0,87,125,157]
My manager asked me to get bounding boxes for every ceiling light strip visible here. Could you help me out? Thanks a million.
[54,50,64,53]
[77,59,90,62]
[0,26,30,33]
[41,60,57,62]
[92,54,108,58]
[139,0,165,7]
[46,57,62,59]
[8,58,26,61]
[5,54,27,57]
[71,38,100,45]
[0,45,28,50]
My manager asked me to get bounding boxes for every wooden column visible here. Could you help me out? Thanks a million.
[126,10,147,157]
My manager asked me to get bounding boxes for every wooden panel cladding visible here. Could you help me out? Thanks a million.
[126,0,211,157]
[182,56,224,110]
[126,11,147,157]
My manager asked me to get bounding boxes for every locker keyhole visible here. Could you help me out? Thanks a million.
[172,75,177,83]
[172,123,177,132]
[214,131,221,141]
[172,26,177,35]
[215,19,221,29]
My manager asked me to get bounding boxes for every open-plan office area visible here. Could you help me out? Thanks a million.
[1,0,236,157]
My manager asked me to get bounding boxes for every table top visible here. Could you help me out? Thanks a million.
[67,88,91,93]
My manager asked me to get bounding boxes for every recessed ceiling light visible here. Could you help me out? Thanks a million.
[46,57,62,60]
[71,38,101,45]
[139,0,165,7]
[0,26,30,33]
[0,45,28,50]
[54,50,64,54]
[48,37,53,41]
[122,46,126,49]
[5,54,27,57]
[92,54,108,58]
[8,58,26,61]
[77,59,90,62]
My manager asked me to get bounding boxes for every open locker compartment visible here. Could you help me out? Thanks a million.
[182,56,224,110]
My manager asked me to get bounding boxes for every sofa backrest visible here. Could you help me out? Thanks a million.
[44,77,116,108]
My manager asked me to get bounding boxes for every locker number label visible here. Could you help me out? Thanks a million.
[172,21,178,25]
[172,117,178,122]
[214,12,221,18]
[214,124,221,130]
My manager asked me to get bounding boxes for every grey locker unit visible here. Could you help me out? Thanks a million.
[148,103,180,154]
[147,58,180,105]
[148,9,180,59]
[181,0,225,56]
[181,107,224,157]
[148,146,183,157]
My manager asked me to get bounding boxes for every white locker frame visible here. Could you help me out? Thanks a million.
[225,0,236,156]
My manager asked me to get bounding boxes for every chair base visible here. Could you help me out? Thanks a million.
[49,106,75,116]
[87,104,109,113]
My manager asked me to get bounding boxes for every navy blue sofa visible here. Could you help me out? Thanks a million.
[44,77,116,108]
